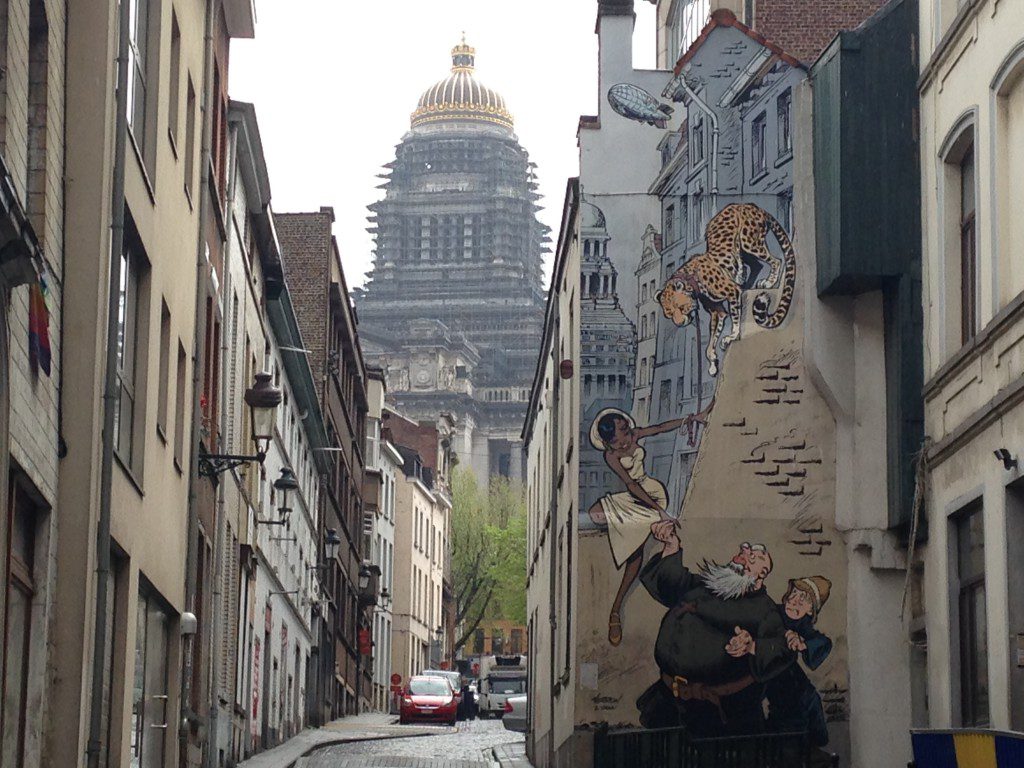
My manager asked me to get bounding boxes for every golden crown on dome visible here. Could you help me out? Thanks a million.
[411,36,514,130]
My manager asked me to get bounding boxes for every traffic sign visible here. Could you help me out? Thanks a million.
[390,672,402,686]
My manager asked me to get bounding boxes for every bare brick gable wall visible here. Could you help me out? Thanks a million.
[755,0,888,63]
[276,211,332,407]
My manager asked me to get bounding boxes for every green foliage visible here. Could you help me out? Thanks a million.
[450,468,527,651]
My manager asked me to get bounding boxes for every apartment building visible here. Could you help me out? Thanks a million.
[525,2,920,766]
[277,209,371,715]
[365,368,401,712]
[386,410,455,680]
[49,2,255,766]
[0,1,65,766]
[916,0,1024,733]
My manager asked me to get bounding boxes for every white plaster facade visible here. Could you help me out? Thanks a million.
[365,373,400,712]
[916,0,1024,733]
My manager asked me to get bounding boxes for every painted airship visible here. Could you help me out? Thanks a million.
[607,83,674,128]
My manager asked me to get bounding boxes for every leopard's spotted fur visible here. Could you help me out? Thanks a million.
[657,203,796,376]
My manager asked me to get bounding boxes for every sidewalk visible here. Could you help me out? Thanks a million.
[237,713,449,768]
[492,741,533,768]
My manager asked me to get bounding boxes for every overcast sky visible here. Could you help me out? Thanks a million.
[230,0,657,287]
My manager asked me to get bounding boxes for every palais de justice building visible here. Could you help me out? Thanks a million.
[354,40,547,483]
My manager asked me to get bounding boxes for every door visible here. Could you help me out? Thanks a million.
[131,589,170,768]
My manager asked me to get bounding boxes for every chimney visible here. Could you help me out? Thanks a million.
[596,0,635,94]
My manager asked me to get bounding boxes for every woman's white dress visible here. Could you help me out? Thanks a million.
[599,446,667,567]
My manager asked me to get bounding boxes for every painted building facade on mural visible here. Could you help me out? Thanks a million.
[526,3,922,767]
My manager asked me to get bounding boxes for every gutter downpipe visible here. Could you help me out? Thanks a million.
[182,0,216,761]
[673,74,720,212]
[206,117,240,768]
[85,0,131,765]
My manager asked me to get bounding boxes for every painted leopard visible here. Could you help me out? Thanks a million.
[656,203,796,376]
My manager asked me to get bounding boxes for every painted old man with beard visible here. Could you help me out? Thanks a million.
[636,521,793,736]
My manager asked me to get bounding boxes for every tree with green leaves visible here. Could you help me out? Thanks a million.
[450,468,527,652]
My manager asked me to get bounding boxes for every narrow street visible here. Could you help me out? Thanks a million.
[303,720,523,768]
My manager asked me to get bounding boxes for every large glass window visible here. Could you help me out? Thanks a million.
[126,0,150,147]
[115,243,142,468]
[957,504,988,726]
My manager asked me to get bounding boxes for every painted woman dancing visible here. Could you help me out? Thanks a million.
[587,408,689,646]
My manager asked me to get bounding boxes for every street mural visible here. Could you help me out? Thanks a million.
[607,83,675,128]
[577,11,847,754]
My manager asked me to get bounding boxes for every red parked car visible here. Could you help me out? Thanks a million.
[399,676,458,725]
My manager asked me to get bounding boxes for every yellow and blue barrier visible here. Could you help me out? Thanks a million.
[911,729,1024,768]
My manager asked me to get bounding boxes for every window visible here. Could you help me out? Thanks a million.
[126,0,157,164]
[168,11,181,150]
[665,205,675,243]
[174,341,187,467]
[157,302,170,438]
[691,114,705,165]
[778,191,793,236]
[751,112,767,178]
[115,237,146,470]
[960,146,977,343]
[777,89,792,157]
[690,190,703,243]
[26,1,48,232]
[2,481,42,768]
[658,379,671,417]
[957,504,988,726]
[184,75,196,200]
[132,587,170,767]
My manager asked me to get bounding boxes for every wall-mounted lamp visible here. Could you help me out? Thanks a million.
[995,448,1018,471]
[256,467,299,526]
[198,372,282,477]
[307,528,341,571]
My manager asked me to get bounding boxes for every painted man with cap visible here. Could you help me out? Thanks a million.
[637,521,794,736]
[766,575,834,745]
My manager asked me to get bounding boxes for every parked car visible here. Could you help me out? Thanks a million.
[502,694,527,733]
[399,676,458,726]
[421,669,468,719]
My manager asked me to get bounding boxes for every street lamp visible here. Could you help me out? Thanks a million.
[256,467,298,526]
[198,371,282,477]
[307,528,341,571]
[358,564,372,592]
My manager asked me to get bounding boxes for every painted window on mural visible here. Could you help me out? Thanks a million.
[957,505,988,727]
[752,112,767,178]
[778,89,792,156]
[691,114,705,166]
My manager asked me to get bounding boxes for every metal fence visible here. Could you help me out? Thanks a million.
[593,726,839,768]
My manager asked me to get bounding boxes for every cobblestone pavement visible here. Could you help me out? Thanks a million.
[302,718,526,767]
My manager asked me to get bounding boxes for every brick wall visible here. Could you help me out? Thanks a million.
[276,212,332,407]
[755,0,888,62]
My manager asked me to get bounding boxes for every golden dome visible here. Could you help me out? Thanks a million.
[411,39,514,130]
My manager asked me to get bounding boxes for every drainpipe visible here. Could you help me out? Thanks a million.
[182,0,216,761]
[672,75,719,212]
[85,0,131,765]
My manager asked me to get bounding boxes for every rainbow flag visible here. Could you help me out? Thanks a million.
[28,275,50,376]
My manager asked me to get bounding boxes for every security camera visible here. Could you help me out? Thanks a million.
[994,448,1018,471]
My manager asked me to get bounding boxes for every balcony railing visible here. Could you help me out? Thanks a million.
[593,725,837,768]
